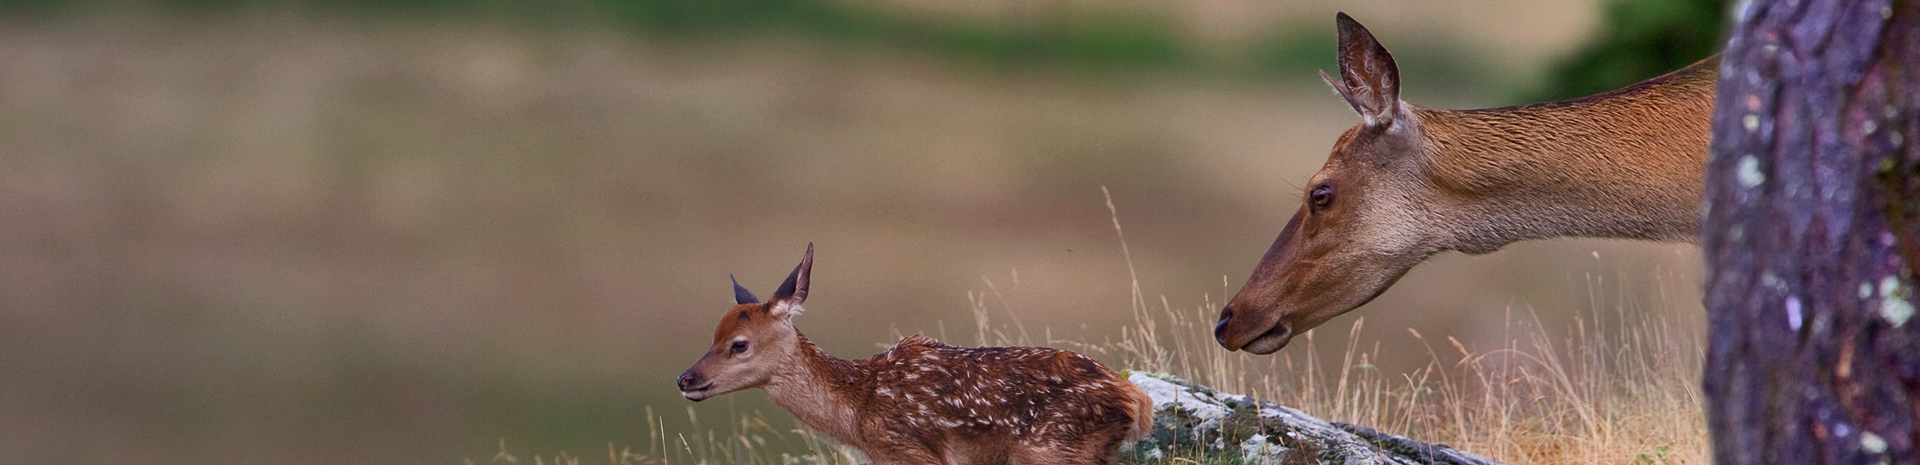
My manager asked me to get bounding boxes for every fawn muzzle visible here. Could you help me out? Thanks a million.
[677,369,713,401]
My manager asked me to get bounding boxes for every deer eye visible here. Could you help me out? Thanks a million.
[1309,185,1335,210]
[729,340,749,354]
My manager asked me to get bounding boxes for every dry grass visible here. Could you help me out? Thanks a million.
[667,277,1707,465]
[527,192,1709,465]
[1092,188,1706,464]
[1080,189,1709,464]
[479,407,863,465]
[493,299,1706,464]
[1092,299,1706,465]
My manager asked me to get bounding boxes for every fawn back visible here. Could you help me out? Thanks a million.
[679,245,1152,465]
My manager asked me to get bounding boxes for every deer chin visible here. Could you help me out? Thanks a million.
[1240,321,1295,355]
[680,383,716,401]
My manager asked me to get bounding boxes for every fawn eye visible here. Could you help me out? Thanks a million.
[1309,185,1335,210]
[729,340,749,354]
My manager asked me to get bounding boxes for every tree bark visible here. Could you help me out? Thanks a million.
[1702,0,1920,463]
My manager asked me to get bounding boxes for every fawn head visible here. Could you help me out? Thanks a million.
[1214,13,1445,354]
[679,244,813,401]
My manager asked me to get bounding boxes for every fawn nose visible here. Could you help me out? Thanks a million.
[677,371,702,391]
[1214,308,1233,346]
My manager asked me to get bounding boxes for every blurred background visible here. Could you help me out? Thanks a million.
[0,0,1724,463]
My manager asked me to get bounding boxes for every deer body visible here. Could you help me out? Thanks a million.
[679,245,1153,465]
[1213,13,1717,354]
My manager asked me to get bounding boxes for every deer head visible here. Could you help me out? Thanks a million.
[1213,12,1716,354]
[1213,13,1443,354]
[678,244,813,401]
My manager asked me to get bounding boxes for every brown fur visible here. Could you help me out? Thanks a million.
[1214,13,1717,355]
[680,246,1150,465]
[1419,57,1717,250]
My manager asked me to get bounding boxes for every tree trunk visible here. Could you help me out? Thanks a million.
[1701,0,1920,463]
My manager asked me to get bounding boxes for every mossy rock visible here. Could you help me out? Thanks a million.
[1120,373,1502,465]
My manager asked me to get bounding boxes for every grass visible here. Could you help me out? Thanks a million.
[481,279,1706,465]
[1087,188,1707,464]
[1097,301,1706,464]
[481,193,1708,465]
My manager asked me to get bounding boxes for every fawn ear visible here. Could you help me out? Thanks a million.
[769,243,812,319]
[731,275,759,304]
[1325,12,1400,128]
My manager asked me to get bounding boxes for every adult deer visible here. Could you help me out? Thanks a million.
[679,245,1153,465]
[1214,13,1717,354]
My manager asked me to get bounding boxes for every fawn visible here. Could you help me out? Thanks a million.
[1215,13,1718,354]
[678,245,1154,465]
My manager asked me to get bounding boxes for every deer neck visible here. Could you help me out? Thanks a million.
[761,332,867,444]
[1411,60,1716,253]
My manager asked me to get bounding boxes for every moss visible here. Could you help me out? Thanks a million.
[1873,143,1920,286]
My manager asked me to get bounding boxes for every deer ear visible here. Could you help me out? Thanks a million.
[769,243,812,318]
[1328,12,1400,128]
[731,274,759,304]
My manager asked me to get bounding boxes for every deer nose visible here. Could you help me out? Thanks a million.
[1214,309,1233,346]
[677,371,701,391]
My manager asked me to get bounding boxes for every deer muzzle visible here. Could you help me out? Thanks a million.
[1215,303,1294,354]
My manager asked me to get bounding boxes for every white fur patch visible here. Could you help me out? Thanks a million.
[771,301,806,318]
